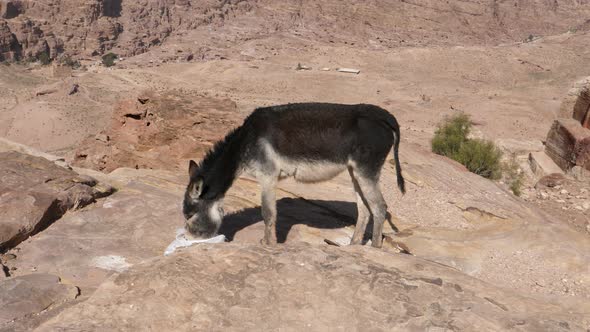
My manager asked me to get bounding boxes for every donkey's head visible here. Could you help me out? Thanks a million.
[182,160,224,238]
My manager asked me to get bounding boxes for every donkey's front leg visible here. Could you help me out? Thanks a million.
[260,182,278,245]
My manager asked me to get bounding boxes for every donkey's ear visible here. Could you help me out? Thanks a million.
[188,160,198,178]
[190,177,203,199]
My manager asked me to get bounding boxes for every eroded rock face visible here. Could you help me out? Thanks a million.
[546,77,590,171]
[71,90,241,172]
[1,0,589,60]
[545,118,590,171]
[36,243,586,331]
[0,151,113,251]
[0,273,78,326]
[0,20,18,61]
[558,77,590,128]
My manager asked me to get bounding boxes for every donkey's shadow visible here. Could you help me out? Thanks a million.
[220,197,398,243]
[220,197,357,243]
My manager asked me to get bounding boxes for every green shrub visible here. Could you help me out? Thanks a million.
[431,113,503,180]
[38,52,51,65]
[61,56,81,69]
[503,154,525,196]
[455,139,503,179]
[431,113,471,158]
[102,52,118,67]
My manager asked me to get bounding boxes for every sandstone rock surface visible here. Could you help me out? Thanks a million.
[545,118,590,171]
[0,273,78,326]
[0,151,112,251]
[3,141,590,330]
[36,243,588,331]
[529,151,563,178]
[3,168,187,292]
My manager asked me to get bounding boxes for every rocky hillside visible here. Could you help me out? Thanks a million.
[1,0,590,61]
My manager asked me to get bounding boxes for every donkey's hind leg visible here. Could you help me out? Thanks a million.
[348,167,371,245]
[354,171,387,248]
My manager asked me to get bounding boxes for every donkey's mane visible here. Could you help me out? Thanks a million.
[196,125,242,175]
[194,123,250,200]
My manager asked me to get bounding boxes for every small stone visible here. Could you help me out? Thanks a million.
[560,189,568,195]
[556,199,566,203]
[2,253,16,261]
[582,202,590,210]
[95,134,110,143]
[540,192,549,199]
[574,205,583,211]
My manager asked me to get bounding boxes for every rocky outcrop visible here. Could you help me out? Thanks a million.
[0,0,245,60]
[558,77,590,128]
[2,167,189,293]
[2,141,590,330]
[546,77,590,172]
[0,20,18,61]
[546,119,590,171]
[71,90,241,172]
[36,243,588,331]
[0,151,113,252]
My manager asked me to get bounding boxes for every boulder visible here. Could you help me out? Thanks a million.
[545,119,590,171]
[529,151,563,178]
[0,151,112,251]
[0,273,78,326]
[535,173,567,189]
[36,243,587,331]
[557,77,590,128]
[495,138,544,158]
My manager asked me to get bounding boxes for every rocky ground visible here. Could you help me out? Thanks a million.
[1,1,590,331]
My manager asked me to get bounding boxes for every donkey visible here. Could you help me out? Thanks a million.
[183,103,405,248]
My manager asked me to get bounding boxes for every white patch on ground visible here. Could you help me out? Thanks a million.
[102,199,116,209]
[92,255,131,272]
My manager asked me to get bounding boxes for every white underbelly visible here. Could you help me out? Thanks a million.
[281,161,347,183]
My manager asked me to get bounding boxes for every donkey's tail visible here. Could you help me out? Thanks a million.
[392,120,406,194]
[378,109,405,194]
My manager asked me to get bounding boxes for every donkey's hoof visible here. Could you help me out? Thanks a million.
[259,237,277,246]
[349,238,362,246]
[371,240,383,249]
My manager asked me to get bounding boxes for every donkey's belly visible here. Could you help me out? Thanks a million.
[285,161,347,183]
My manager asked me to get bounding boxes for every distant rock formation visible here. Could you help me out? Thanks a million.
[1,0,590,61]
